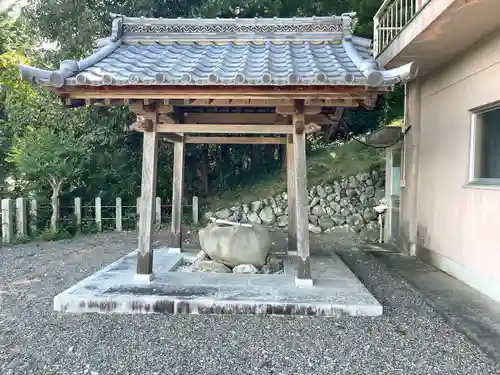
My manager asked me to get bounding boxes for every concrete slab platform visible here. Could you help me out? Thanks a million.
[54,248,383,317]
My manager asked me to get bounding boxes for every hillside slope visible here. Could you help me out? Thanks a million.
[208,139,385,209]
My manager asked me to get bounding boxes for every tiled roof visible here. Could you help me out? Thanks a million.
[19,13,417,88]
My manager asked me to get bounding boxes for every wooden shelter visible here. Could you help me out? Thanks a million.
[20,13,416,285]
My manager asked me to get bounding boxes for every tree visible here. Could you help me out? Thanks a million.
[7,126,90,232]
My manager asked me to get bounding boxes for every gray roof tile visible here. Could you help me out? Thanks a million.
[19,14,418,88]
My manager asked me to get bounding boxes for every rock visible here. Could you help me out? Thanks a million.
[282,192,288,200]
[348,176,359,189]
[340,180,347,189]
[319,198,327,207]
[326,194,335,202]
[215,208,231,219]
[345,188,355,198]
[375,188,385,200]
[247,212,262,224]
[277,215,288,227]
[332,214,346,226]
[347,203,355,212]
[334,183,342,195]
[365,186,375,198]
[259,206,276,224]
[366,179,374,186]
[251,200,264,212]
[317,185,327,198]
[230,210,243,222]
[199,222,271,267]
[309,186,317,197]
[233,264,259,274]
[347,213,365,233]
[194,250,210,262]
[334,195,341,203]
[204,211,214,220]
[273,206,284,216]
[367,197,378,207]
[308,215,319,225]
[318,216,335,230]
[360,221,380,242]
[363,208,376,222]
[325,207,334,216]
[371,170,379,182]
[324,185,334,194]
[261,257,281,274]
[308,223,322,234]
[268,197,277,208]
[311,205,325,217]
[330,202,341,213]
[356,172,365,182]
[340,188,346,197]
[340,208,350,217]
[191,260,231,273]
[310,196,320,207]
[242,204,250,214]
[340,198,349,207]
[359,193,367,205]
[330,225,356,235]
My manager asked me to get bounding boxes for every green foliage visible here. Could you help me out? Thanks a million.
[0,0,404,239]
[7,125,90,192]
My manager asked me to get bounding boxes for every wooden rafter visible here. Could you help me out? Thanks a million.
[184,136,286,144]
[143,123,294,134]
[55,85,390,101]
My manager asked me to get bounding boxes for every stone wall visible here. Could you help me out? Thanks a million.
[208,169,385,241]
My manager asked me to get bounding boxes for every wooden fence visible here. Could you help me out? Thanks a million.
[0,196,199,244]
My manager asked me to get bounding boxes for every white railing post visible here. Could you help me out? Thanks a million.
[155,197,161,226]
[95,197,102,232]
[116,197,122,232]
[74,197,82,232]
[192,196,199,224]
[2,199,14,243]
[16,197,27,238]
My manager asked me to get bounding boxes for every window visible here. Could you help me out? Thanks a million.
[469,104,500,185]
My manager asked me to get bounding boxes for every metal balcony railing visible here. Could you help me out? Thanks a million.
[373,0,430,55]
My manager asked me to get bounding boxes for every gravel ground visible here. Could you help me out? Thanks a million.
[1,229,500,375]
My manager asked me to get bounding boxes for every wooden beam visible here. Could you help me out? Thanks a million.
[171,137,185,251]
[292,99,312,285]
[184,136,286,144]
[276,106,322,115]
[130,102,173,114]
[136,110,159,279]
[150,123,294,134]
[162,133,183,143]
[286,134,297,253]
[184,113,334,125]
[55,85,390,100]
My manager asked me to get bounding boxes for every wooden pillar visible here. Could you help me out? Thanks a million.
[171,137,185,252]
[293,100,312,287]
[286,134,297,254]
[136,110,159,280]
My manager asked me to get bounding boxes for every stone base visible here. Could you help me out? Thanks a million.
[134,273,155,282]
[295,277,314,288]
[54,248,382,317]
